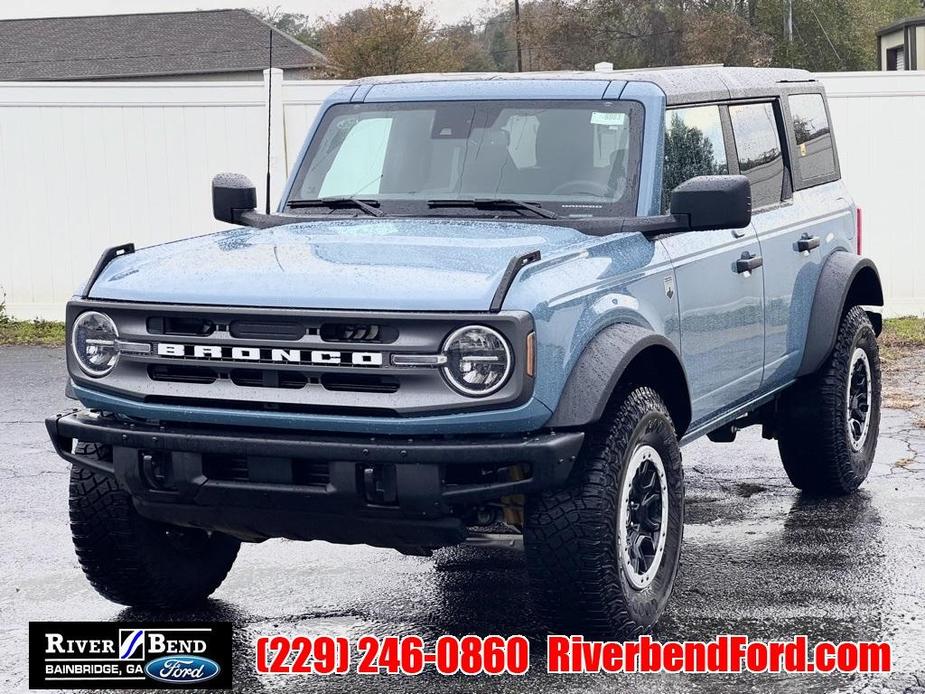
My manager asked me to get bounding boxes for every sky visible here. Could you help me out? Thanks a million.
[0,0,493,25]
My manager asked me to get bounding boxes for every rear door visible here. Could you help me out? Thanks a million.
[735,95,853,390]
[659,104,765,427]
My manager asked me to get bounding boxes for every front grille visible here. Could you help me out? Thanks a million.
[320,322,398,344]
[71,300,531,418]
[148,364,217,384]
[230,369,311,389]
[147,316,215,336]
[229,320,307,341]
[147,316,398,343]
[320,373,399,394]
[146,365,396,394]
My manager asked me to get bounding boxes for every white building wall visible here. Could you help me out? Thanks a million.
[0,72,921,320]
[818,72,925,318]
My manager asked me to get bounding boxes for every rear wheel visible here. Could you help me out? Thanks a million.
[778,305,881,495]
[524,387,684,636]
[69,442,240,608]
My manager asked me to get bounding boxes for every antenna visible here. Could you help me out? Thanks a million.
[265,27,274,214]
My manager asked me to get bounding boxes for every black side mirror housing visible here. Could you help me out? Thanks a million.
[669,175,751,232]
[212,173,257,224]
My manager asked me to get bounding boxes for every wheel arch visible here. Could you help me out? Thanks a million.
[798,252,884,378]
[546,323,692,437]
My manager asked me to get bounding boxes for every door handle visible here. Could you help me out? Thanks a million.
[797,234,821,252]
[735,252,763,274]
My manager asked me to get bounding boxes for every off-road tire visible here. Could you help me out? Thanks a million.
[524,386,684,637]
[777,305,881,495]
[69,442,241,608]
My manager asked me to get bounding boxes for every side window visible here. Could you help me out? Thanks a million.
[788,93,837,184]
[728,103,785,209]
[316,117,392,198]
[662,106,728,212]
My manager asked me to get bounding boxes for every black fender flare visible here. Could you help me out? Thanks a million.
[546,323,692,434]
[797,252,883,377]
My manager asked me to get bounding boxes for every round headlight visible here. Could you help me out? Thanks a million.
[441,325,512,397]
[71,311,119,377]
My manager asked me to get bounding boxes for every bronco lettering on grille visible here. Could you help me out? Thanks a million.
[155,343,384,366]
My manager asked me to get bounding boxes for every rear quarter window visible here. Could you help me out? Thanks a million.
[788,93,838,186]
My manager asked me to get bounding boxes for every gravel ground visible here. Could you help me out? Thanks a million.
[0,345,923,693]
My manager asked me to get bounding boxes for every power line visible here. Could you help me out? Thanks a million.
[806,4,844,69]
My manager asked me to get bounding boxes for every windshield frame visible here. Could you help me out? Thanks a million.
[284,99,646,220]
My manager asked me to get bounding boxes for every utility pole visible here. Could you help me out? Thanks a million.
[785,0,793,67]
[513,0,523,72]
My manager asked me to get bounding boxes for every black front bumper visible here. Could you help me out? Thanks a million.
[46,410,583,552]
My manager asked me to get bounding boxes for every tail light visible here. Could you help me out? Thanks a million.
[856,207,863,255]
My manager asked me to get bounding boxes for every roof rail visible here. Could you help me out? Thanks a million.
[593,63,725,74]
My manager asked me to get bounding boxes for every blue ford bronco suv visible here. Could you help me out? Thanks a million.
[48,66,883,636]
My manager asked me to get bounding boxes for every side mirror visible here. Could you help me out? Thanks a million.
[669,175,751,232]
[212,173,257,224]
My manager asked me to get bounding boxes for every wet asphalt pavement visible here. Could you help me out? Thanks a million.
[1,345,924,693]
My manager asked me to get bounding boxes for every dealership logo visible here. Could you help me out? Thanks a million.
[119,629,145,660]
[29,622,232,690]
[144,655,221,684]
[156,342,384,366]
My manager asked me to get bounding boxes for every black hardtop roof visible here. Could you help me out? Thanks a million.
[349,65,819,105]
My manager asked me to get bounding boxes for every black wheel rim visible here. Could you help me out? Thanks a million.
[618,445,668,590]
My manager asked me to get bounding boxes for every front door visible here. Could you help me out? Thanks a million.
[660,104,765,427]
[661,227,765,427]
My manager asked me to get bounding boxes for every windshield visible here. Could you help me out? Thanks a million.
[287,100,644,218]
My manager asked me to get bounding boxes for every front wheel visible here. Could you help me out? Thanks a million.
[777,305,881,495]
[69,443,241,608]
[524,386,684,637]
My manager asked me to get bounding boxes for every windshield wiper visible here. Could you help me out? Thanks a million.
[288,197,384,217]
[427,198,559,219]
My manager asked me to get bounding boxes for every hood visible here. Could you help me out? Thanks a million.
[87,219,594,311]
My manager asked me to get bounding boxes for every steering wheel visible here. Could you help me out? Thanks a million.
[550,180,612,197]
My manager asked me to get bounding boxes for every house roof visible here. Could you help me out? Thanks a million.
[0,9,328,81]
[350,66,818,105]
[877,15,925,37]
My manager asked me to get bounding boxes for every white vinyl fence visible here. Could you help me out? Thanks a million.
[819,72,925,319]
[0,70,346,319]
[0,70,922,320]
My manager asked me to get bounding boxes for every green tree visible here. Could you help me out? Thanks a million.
[681,8,772,66]
[756,0,920,71]
[515,0,682,71]
[481,8,518,71]
[252,8,323,51]
[256,0,922,78]
[316,1,496,78]
[437,21,498,72]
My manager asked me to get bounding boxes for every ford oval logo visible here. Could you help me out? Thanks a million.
[144,655,220,684]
